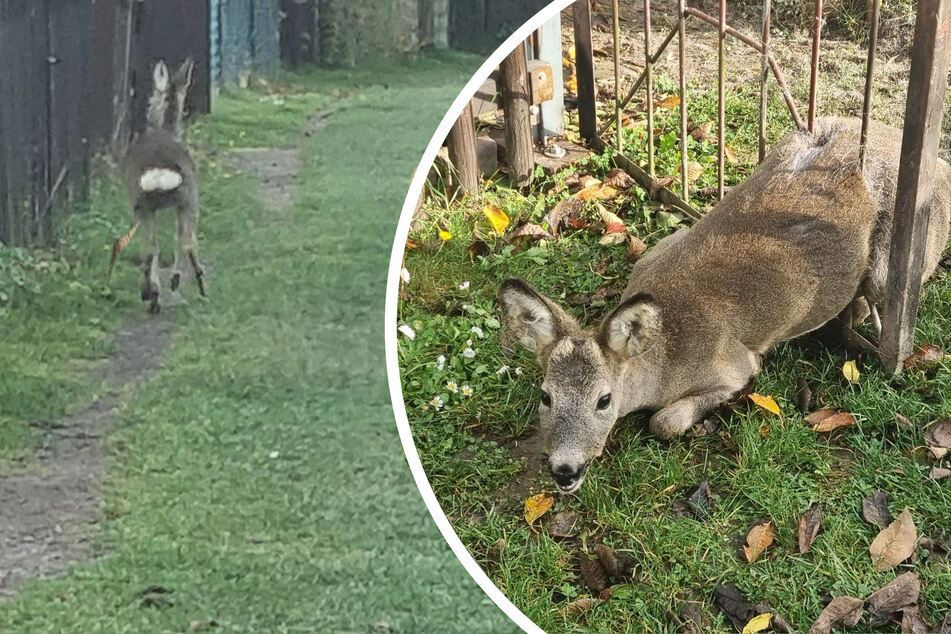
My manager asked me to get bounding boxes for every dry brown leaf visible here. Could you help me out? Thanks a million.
[689,121,713,142]
[901,605,933,634]
[563,596,604,615]
[743,520,775,563]
[867,571,920,619]
[725,146,739,164]
[804,408,836,425]
[650,176,676,198]
[107,222,140,285]
[806,596,864,634]
[862,490,893,528]
[627,235,648,262]
[579,174,601,188]
[680,160,705,183]
[579,553,609,593]
[903,343,944,370]
[524,493,554,525]
[811,411,856,433]
[604,168,636,189]
[931,466,950,480]
[924,419,951,459]
[548,511,579,537]
[656,94,682,109]
[869,507,917,571]
[546,198,585,236]
[798,505,822,554]
[405,237,422,251]
[795,377,815,413]
[508,222,554,242]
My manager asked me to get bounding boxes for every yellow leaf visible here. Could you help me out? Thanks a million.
[439,230,452,241]
[524,493,554,525]
[842,360,860,383]
[655,94,682,109]
[566,74,578,94]
[107,222,140,285]
[483,203,510,235]
[749,393,781,417]
[742,612,772,634]
[568,45,576,60]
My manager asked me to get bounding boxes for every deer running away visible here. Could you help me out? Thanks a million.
[501,117,951,494]
[119,59,205,314]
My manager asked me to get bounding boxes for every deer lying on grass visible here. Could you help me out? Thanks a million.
[501,117,951,494]
[120,59,205,314]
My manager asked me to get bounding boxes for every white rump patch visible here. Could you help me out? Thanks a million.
[139,168,183,192]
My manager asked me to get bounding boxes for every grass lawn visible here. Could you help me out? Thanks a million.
[0,53,517,633]
[396,47,951,634]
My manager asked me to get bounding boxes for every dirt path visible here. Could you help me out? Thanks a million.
[0,111,329,602]
[0,319,173,600]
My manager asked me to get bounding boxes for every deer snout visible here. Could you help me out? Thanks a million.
[548,459,588,493]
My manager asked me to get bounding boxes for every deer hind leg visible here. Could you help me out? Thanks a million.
[138,207,161,314]
[177,193,206,297]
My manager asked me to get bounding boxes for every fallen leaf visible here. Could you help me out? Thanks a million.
[862,490,893,529]
[680,160,704,183]
[107,222,140,285]
[931,466,950,480]
[681,600,704,633]
[795,377,814,413]
[508,222,554,242]
[524,493,554,525]
[742,612,772,634]
[627,235,648,261]
[698,184,719,197]
[903,343,944,370]
[595,544,635,579]
[869,507,917,571]
[655,210,683,228]
[759,424,770,438]
[806,596,864,634]
[468,239,490,259]
[811,411,856,433]
[579,174,601,188]
[902,605,933,633]
[405,237,422,251]
[798,505,822,554]
[689,121,713,142]
[687,480,713,520]
[725,146,739,164]
[867,571,920,619]
[578,183,621,201]
[842,360,861,383]
[482,203,510,235]
[714,583,757,631]
[805,409,836,426]
[604,168,636,189]
[650,176,676,198]
[546,198,585,236]
[548,511,579,537]
[656,94,682,109]
[924,419,951,459]
[743,520,775,563]
[563,596,603,615]
[749,393,781,417]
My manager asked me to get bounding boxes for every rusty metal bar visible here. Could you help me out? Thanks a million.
[613,0,623,152]
[808,0,823,132]
[758,0,771,163]
[644,0,656,177]
[678,4,689,199]
[717,0,726,199]
[859,0,881,169]
[879,0,951,373]
[574,0,598,144]
[685,8,806,131]
[597,23,679,137]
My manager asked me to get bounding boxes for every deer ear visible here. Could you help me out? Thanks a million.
[600,293,661,358]
[499,278,573,355]
[174,58,194,89]
[153,60,170,91]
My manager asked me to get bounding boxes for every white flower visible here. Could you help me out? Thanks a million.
[461,385,473,397]
[436,355,446,371]
[400,267,411,284]
[459,280,470,290]
[446,380,459,393]
[268,451,280,459]
[466,338,473,346]
[462,347,476,358]
[430,395,444,409]
[496,365,510,374]
[397,324,416,340]
[470,326,484,339]
[514,367,523,375]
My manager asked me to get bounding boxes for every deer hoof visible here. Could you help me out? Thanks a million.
[170,272,181,291]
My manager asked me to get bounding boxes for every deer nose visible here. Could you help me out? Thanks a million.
[549,462,583,488]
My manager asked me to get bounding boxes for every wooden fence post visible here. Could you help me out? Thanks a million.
[447,101,479,195]
[572,0,597,144]
[879,0,951,373]
[501,44,535,188]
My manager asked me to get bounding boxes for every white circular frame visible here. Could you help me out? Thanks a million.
[384,2,575,632]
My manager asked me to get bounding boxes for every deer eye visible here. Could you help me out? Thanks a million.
[539,390,552,408]
[597,393,612,410]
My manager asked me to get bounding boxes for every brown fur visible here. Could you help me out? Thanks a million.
[500,116,951,493]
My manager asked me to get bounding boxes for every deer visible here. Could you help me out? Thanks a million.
[500,116,951,494]
[119,59,205,314]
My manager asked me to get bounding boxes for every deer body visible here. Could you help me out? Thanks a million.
[120,59,205,313]
[501,117,951,493]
